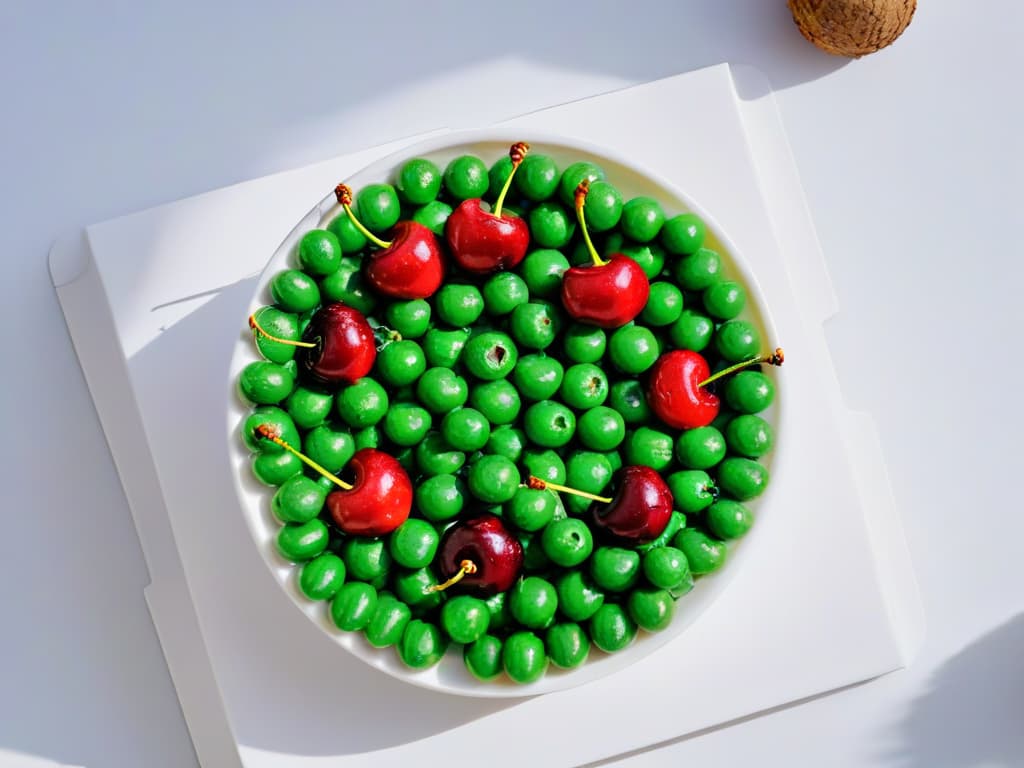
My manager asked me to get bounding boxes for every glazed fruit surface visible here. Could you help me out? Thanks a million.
[239,143,779,685]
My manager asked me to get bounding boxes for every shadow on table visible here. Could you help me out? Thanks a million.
[885,613,1024,768]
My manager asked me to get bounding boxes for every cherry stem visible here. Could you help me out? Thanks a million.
[249,313,317,348]
[253,424,353,490]
[574,180,606,268]
[527,475,613,504]
[492,141,530,219]
[426,559,478,593]
[334,184,391,249]
[698,347,785,388]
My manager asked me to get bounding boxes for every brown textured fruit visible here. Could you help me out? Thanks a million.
[788,0,916,58]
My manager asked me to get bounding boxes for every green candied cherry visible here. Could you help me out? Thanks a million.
[609,324,659,374]
[243,406,300,453]
[388,518,440,569]
[416,432,466,476]
[376,339,426,386]
[666,470,717,514]
[558,160,605,206]
[284,385,332,430]
[661,212,706,255]
[330,582,378,631]
[605,232,666,280]
[468,454,521,504]
[609,380,653,425]
[486,425,526,463]
[423,327,471,368]
[416,367,469,414]
[726,414,774,457]
[509,576,558,630]
[556,570,605,622]
[589,604,638,653]
[563,323,606,363]
[465,635,504,681]
[577,406,626,451]
[335,378,388,429]
[706,499,754,540]
[505,487,558,532]
[522,448,566,485]
[624,426,675,472]
[487,154,514,200]
[298,552,346,601]
[503,631,547,684]
[529,203,575,249]
[482,272,530,316]
[519,532,552,573]
[414,473,467,522]
[676,425,727,470]
[271,474,326,524]
[718,457,770,500]
[353,425,382,451]
[725,370,775,414]
[673,528,727,575]
[620,196,665,242]
[276,519,329,562]
[523,400,576,448]
[590,547,640,593]
[561,450,614,516]
[396,157,442,204]
[641,281,684,327]
[239,361,295,405]
[393,568,443,611]
[250,307,299,363]
[251,451,302,486]
[320,256,378,315]
[383,402,432,446]
[297,229,342,276]
[436,283,485,327]
[546,622,590,669]
[601,449,623,474]
[365,592,412,648]
[470,379,521,425]
[463,331,518,381]
[669,309,715,351]
[627,588,675,632]
[520,248,570,298]
[703,280,746,320]
[516,153,559,201]
[355,183,401,232]
[715,319,762,362]
[270,269,320,314]
[584,180,623,232]
[443,155,489,201]
[441,407,491,452]
[411,200,453,236]
[674,246,723,290]
[636,510,686,553]
[342,537,392,589]
[512,354,564,401]
[560,363,609,409]
[541,518,593,568]
[510,301,560,350]
[642,546,690,590]
[441,595,491,644]
[327,209,368,253]
[385,299,431,339]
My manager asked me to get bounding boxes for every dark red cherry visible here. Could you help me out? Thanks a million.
[591,465,673,543]
[436,514,524,595]
[325,448,412,536]
[296,301,376,385]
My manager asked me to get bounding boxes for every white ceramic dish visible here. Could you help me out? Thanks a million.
[227,129,781,697]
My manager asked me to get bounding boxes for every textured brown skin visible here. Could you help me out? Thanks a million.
[788,0,916,58]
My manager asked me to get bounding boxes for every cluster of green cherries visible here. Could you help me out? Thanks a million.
[238,146,778,684]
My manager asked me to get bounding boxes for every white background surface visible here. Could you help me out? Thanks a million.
[1,2,1021,767]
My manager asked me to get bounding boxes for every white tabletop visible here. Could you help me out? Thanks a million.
[2,2,1021,767]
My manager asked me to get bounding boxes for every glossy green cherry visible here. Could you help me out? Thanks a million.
[270,269,321,313]
[486,425,526,462]
[715,320,761,362]
[468,454,521,504]
[388,518,440,569]
[589,547,640,593]
[666,470,717,513]
[441,407,491,452]
[558,161,604,205]
[441,595,491,644]
[416,367,469,414]
[673,528,727,575]
[703,280,746,320]
[726,414,774,457]
[276,519,329,562]
[415,432,466,476]
[676,426,727,470]
[661,212,706,255]
[615,238,666,280]
[589,604,637,653]
[393,567,442,610]
[330,582,379,631]
[674,247,723,291]
[718,457,770,500]
[560,363,609,409]
[444,155,489,200]
[724,371,775,414]
[520,249,570,298]
[506,487,558,532]
[608,380,652,425]
[541,518,593,568]
[627,588,675,632]
[624,426,675,472]
[555,570,605,622]
[642,545,690,590]
[577,406,626,451]
[411,200,452,235]
[523,400,576,448]
[636,510,686,553]
[252,451,303,486]
[510,301,559,350]
[510,576,558,630]
[353,425,382,451]
[512,354,564,401]
[298,553,346,601]
[641,282,684,327]
[546,622,590,669]
[335,378,388,428]
[529,203,575,248]
[522,449,566,485]
[584,180,623,232]
[706,499,754,539]
[284,385,332,430]
[396,157,442,204]
[503,631,547,684]
[609,324,659,374]
[376,340,426,386]
[319,256,378,314]
[297,229,342,276]
[250,307,300,363]
[342,537,392,589]
[356,183,401,231]
[563,451,614,516]
[669,309,715,351]
[327,210,368,254]
[465,635,504,681]
[470,379,521,425]
[516,153,559,201]
[563,323,606,363]
[365,592,412,648]
[487,155,514,200]
[243,406,300,454]
[385,299,431,339]
[463,331,518,381]
[239,361,295,405]
[620,196,665,242]
[271,474,326,524]
[482,272,530,316]
[436,283,485,327]
[414,473,467,522]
